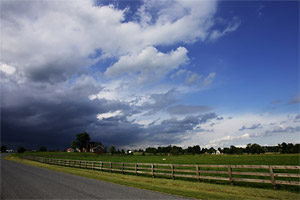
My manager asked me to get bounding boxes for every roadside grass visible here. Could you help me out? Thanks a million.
[5,154,300,200]
[22,152,300,165]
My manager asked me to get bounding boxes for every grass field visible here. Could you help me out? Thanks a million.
[22,152,300,165]
[5,154,300,200]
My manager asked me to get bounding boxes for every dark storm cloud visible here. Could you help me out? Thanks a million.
[167,105,213,115]
[239,123,262,131]
[1,76,218,150]
[25,58,89,83]
[1,96,145,150]
[144,113,218,144]
[1,74,139,150]
[2,97,102,149]
[141,89,178,115]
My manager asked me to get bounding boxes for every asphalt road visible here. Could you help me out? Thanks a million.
[1,154,188,199]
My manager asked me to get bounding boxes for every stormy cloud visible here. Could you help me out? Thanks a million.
[239,123,262,131]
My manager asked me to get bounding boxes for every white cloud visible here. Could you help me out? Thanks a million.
[208,17,241,42]
[0,62,16,75]
[97,110,122,120]
[183,113,300,148]
[202,72,216,86]
[172,69,203,86]
[105,46,188,83]
[1,0,235,84]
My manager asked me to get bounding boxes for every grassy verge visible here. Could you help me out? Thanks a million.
[5,154,300,200]
[22,152,300,165]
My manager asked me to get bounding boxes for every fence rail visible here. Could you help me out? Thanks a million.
[21,156,300,189]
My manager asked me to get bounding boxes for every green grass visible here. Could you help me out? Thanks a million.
[23,152,300,165]
[5,154,300,200]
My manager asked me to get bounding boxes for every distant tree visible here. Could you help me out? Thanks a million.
[294,144,300,153]
[208,147,216,154]
[217,147,222,153]
[287,143,294,154]
[145,147,157,154]
[222,147,229,154]
[250,143,264,154]
[71,132,90,152]
[170,148,180,155]
[138,149,144,153]
[17,146,26,153]
[1,145,7,153]
[39,146,47,152]
[109,145,116,155]
[71,141,78,150]
[185,145,201,154]
[121,149,125,154]
[201,148,208,154]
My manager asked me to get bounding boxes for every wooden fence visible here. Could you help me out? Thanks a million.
[22,156,300,189]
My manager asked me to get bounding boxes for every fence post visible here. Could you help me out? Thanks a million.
[85,161,88,169]
[79,160,82,168]
[196,165,200,182]
[171,165,174,180]
[135,164,138,176]
[92,161,95,170]
[152,164,155,178]
[122,163,124,174]
[269,166,277,190]
[228,165,233,186]
[110,162,112,172]
[101,161,103,170]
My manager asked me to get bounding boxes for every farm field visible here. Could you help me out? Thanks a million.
[5,154,300,200]
[22,152,300,166]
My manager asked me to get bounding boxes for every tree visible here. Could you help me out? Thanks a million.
[1,145,7,153]
[217,147,222,153]
[71,132,90,152]
[109,145,116,155]
[17,146,26,153]
[39,146,47,152]
[71,141,78,150]
[145,147,157,154]
[208,147,216,154]
[185,145,201,154]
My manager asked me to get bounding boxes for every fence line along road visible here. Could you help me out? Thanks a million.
[22,156,300,190]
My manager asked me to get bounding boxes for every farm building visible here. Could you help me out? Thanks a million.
[89,142,105,154]
[67,142,105,153]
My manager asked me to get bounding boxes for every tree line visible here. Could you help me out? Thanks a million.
[1,130,299,156]
[141,142,300,155]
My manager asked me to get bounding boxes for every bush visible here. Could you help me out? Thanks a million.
[1,145,7,153]
[39,146,47,151]
[17,146,26,153]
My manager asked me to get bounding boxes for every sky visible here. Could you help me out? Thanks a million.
[1,0,299,150]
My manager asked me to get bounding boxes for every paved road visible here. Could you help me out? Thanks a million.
[1,154,188,199]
